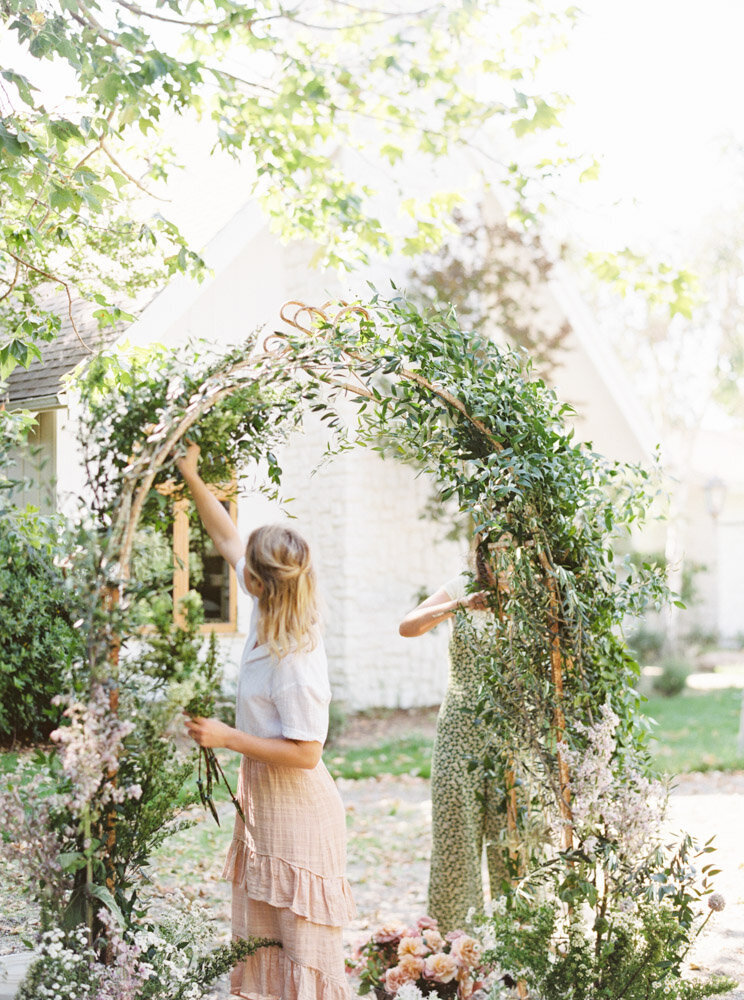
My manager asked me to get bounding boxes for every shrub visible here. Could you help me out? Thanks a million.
[628,624,665,664]
[0,511,85,745]
[682,626,719,654]
[327,699,348,744]
[652,657,691,698]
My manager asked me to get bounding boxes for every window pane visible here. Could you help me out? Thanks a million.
[189,501,232,623]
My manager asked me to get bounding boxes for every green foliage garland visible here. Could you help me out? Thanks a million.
[78,291,668,812]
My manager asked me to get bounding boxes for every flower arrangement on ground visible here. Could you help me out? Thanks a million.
[474,705,736,1000]
[353,916,488,999]
[15,900,274,1000]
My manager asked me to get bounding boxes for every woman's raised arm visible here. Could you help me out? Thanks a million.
[398,586,489,638]
[176,442,245,568]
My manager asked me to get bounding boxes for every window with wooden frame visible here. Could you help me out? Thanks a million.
[158,482,238,632]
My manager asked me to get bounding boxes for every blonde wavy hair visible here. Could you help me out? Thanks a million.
[244,524,320,658]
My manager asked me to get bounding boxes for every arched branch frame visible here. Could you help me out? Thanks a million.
[99,298,575,860]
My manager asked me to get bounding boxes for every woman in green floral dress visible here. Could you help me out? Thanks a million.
[399,555,508,931]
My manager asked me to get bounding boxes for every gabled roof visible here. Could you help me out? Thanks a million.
[3,290,128,410]
[3,197,262,412]
[122,200,266,349]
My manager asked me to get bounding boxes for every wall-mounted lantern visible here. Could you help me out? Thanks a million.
[704,476,727,520]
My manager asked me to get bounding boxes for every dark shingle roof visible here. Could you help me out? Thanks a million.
[3,290,127,409]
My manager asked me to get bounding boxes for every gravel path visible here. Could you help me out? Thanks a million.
[2,769,743,998]
[666,773,744,996]
[339,772,744,997]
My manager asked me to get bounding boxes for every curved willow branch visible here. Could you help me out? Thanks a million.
[115,352,283,581]
[538,550,573,852]
[273,299,503,450]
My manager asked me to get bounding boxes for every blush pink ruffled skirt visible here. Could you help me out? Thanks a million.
[222,756,355,1000]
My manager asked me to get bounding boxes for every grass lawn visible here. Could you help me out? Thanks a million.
[324,733,432,780]
[179,733,434,807]
[642,687,744,774]
[190,688,744,786]
[3,689,743,791]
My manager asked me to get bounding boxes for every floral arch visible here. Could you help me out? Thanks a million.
[7,293,725,1000]
[84,293,664,856]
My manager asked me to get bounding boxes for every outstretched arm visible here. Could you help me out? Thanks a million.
[399,585,489,637]
[176,442,245,569]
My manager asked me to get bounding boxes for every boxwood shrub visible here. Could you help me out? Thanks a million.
[0,512,85,745]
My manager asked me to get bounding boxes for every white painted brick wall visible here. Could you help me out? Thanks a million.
[226,402,465,711]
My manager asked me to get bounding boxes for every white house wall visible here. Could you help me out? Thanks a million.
[125,207,328,353]
[548,274,658,467]
[716,504,744,642]
[227,403,464,711]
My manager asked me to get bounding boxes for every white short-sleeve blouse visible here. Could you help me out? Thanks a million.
[234,556,331,744]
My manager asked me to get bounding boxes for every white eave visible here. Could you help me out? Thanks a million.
[122,200,267,349]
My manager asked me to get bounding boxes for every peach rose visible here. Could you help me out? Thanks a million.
[450,935,482,968]
[417,915,439,930]
[398,935,427,958]
[384,965,415,993]
[397,954,425,980]
[374,922,406,944]
[422,928,445,952]
[423,953,458,983]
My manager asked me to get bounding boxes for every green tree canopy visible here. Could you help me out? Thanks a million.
[0,0,579,377]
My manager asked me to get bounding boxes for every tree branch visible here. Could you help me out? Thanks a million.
[1,249,93,355]
[207,67,278,96]
[100,142,168,201]
[0,258,21,305]
[113,0,240,29]
[69,8,125,49]
[328,0,439,18]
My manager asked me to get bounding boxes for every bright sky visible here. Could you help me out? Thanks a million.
[540,0,744,258]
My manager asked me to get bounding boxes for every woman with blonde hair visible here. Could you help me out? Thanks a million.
[177,442,355,1000]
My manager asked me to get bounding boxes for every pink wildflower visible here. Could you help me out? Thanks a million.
[50,684,135,816]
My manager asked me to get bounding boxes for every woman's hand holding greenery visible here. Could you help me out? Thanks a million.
[184,714,235,749]
[183,642,245,826]
[464,590,490,611]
